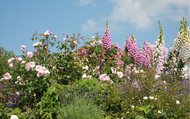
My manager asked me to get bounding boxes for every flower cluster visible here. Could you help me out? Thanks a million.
[111,67,124,78]
[35,65,50,77]
[25,62,35,71]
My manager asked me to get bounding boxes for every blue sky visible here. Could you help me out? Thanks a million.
[0,0,189,56]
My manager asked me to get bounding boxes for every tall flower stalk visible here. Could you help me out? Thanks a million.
[103,20,111,51]
[168,18,190,73]
[152,20,168,74]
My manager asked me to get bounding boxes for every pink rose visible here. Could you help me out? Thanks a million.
[29,62,35,68]
[90,42,96,47]
[7,59,12,63]
[37,70,44,77]
[35,65,42,72]
[44,30,50,36]
[18,57,22,62]
[11,58,14,61]
[27,52,33,58]
[50,32,53,35]
[99,40,102,45]
[44,70,50,76]
[17,76,22,80]
[91,36,95,39]
[21,61,26,64]
[54,35,58,39]
[33,43,38,47]
[9,63,14,68]
[3,73,12,80]
[21,45,26,49]
[21,48,24,51]
[33,49,37,54]
[99,74,110,82]
[121,54,125,57]
[25,66,30,71]
[49,56,52,59]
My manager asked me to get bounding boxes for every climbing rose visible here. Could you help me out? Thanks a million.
[27,52,33,58]
[99,74,110,82]
[35,65,42,72]
[3,73,12,80]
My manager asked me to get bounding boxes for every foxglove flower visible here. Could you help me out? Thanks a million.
[179,42,190,63]
[135,49,143,65]
[170,36,183,54]
[103,21,111,50]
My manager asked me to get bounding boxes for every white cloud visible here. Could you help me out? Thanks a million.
[78,0,93,5]
[82,19,96,32]
[108,0,189,30]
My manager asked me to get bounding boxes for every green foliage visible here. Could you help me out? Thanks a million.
[98,68,189,118]
[0,46,16,77]
[30,83,63,119]
[0,77,17,119]
[57,92,104,119]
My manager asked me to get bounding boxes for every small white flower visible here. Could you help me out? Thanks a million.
[109,80,113,85]
[111,67,117,74]
[149,96,154,100]
[82,65,88,70]
[16,92,20,95]
[42,66,46,71]
[143,96,148,100]
[155,74,160,79]
[82,73,87,78]
[158,110,162,114]
[10,115,18,119]
[73,40,77,45]
[176,100,180,104]
[87,75,92,79]
[117,72,123,78]
[63,38,66,41]
[95,66,99,71]
[85,65,88,70]
[131,105,135,108]
[21,60,26,64]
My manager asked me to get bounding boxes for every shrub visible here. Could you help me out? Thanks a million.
[57,90,104,119]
